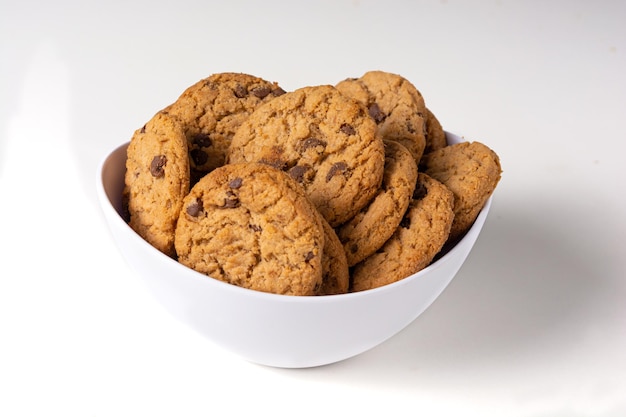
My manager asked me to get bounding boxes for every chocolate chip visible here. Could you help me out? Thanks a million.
[272,87,286,96]
[140,124,146,134]
[368,103,386,123]
[222,191,239,208]
[234,84,248,98]
[305,251,315,262]
[340,123,356,135]
[186,198,203,217]
[229,177,243,189]
[288,165,310,183]
[251,86,271,99]
[349,244,358,254]
[412,182,428,201]
[259,158,286,170]
[150,155,167,178]
[190,149,208,166]
[193,133,212,148]
[326,161,348,182]
[250,224,262,232]
[400,214,411,229]
[298,137,327,153]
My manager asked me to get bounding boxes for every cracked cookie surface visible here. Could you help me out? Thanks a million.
[424,107,447,155]
[318,219,350,295]
[164,72,286,182]
[174,163,325,296]
[228,84,385,227]
[421,141,502,241]
[350,173,454,292]
[336,140,418,266]
[124,111,190,257]
[335,70,427,165]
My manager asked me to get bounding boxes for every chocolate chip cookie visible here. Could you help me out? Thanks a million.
[424,107,447,155]
[336,140,418,266]
[350,173,455,292]
[421,141,502,241]
[318,219,350,295]
[335,70,427,165]
[164,72,286,181]
[174,163,325,296]
[124,111,190,257]
[228,84,385,227]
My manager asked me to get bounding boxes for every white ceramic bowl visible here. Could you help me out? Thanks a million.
[96,132,492,368]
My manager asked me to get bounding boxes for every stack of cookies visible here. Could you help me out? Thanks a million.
[124,71,501,295]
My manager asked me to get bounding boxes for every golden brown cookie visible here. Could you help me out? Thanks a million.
[335,70,427,165]
[124,112,190,257]
[164,72,286,181]
[174,163,325,296]
[421,141,501,241]
[336,140,418,266]
[227,84,385,227]
[318,219,350,295]
[350,173,455,292]
[424,107,447,155]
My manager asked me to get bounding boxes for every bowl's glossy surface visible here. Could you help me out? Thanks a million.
[96,132,492,368]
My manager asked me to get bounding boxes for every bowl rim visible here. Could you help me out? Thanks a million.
[97,132,492,304]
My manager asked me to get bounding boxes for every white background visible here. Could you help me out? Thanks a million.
[1,0,625,416]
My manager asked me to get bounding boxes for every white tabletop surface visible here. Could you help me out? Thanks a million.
[1,1,625,416]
